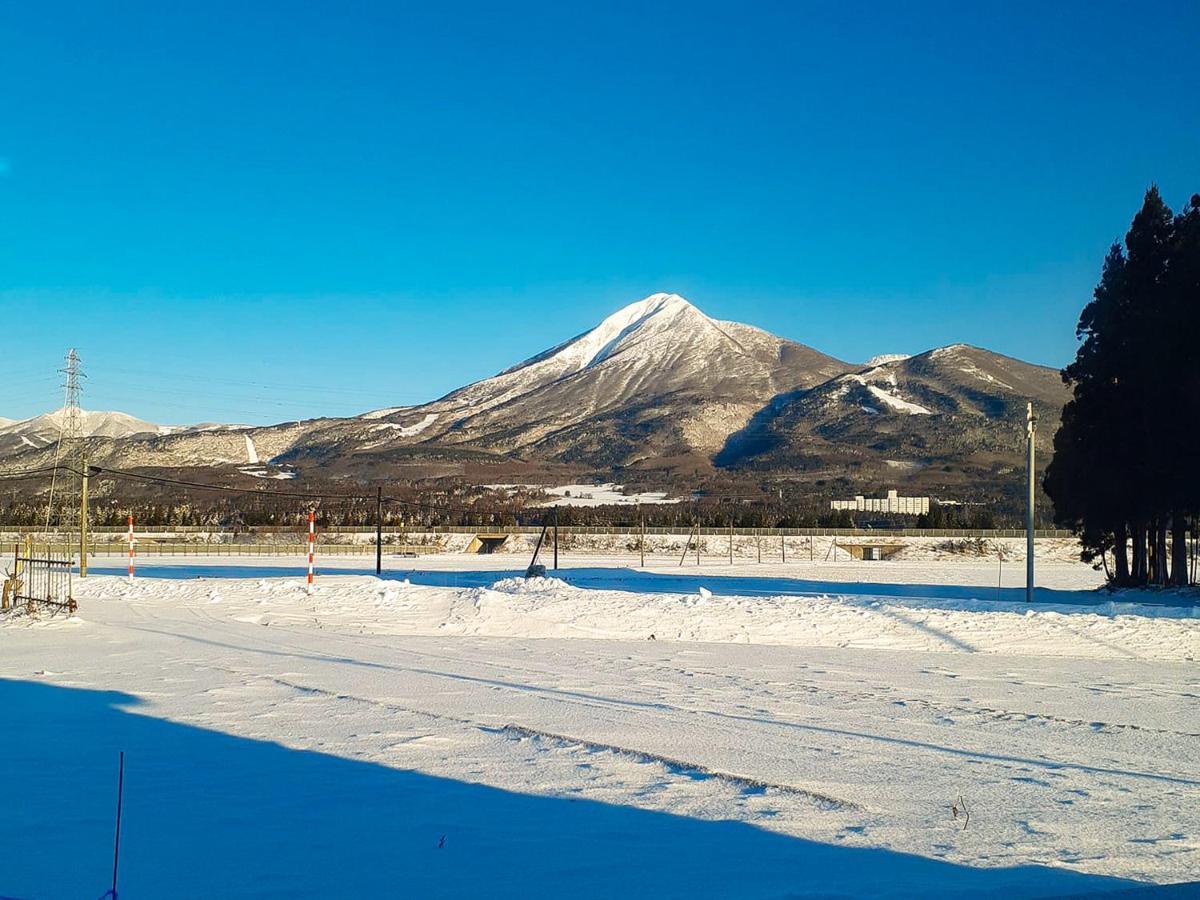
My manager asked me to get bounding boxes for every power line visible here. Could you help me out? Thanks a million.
[0,466,68,481]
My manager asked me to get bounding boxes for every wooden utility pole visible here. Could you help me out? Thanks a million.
[375,486,383,576]
[638,504,645,567]
[552,506,559,570]
[1026,401,1036,604]
[79,451,89,578]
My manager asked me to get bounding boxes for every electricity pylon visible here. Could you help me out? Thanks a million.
[47,349,88,573]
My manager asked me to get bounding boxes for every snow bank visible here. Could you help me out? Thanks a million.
[71,572,1199,661]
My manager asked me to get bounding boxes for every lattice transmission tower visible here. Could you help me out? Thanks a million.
[45,349,87,543]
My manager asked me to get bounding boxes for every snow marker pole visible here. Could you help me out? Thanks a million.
[127,516,134,583]
[307,511,315,595]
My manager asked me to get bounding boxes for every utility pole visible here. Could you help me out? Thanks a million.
[1026,401,1036,604]
[552,506,559,570]
[79,449,89,577]
[638,504,645,567]
[375,486,383,576]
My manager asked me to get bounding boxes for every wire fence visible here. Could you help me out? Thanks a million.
[1,525,1079,539]
[80,543,434,557]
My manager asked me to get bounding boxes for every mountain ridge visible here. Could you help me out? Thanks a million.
[0,293,1069,498]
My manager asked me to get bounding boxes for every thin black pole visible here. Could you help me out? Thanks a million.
[552,506,559,571]
[375,486,383,576]
[111,750,124,899]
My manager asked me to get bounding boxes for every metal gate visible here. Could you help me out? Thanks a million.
[2,545,75,616]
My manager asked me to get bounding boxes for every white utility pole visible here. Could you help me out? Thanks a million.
[1026,401,1036,604]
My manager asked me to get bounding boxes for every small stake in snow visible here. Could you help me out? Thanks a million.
[307,511,316,596]
[951,794,969,831]
[105,750,125,899]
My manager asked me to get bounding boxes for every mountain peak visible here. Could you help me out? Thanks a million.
[547,293,708,375]
[616,292,696,317]
[0,408,179,441]
[864,353,911,367]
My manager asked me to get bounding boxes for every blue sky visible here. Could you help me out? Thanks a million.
[2,1,1197,424]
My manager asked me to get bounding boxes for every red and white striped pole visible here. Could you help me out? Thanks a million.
[306,511,315,595]
[127,515,134,582]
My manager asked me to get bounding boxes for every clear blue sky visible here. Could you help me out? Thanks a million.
[2,1,1197,424]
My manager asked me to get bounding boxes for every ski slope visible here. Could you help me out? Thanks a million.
[2,556,1197,898]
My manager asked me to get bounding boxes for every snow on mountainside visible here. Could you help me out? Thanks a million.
[32,292,849,473]
[438,293,798,416]
[0,408,182,445]
[0,295,1071,490]
[864,353,911,366]
[369,292,853,464]
[717,343,1070,494]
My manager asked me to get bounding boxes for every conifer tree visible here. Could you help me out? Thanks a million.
[1047,187,1198,586]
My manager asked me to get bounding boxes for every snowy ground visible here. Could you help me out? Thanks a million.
[2,554,1197,899]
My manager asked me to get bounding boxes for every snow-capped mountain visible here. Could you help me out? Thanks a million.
[0,408,181,447]
[0,294,1071,496]
[355,292,851,465]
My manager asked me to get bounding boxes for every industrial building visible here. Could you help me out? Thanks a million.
[830,490,930,515]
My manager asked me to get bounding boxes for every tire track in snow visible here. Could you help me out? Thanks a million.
[254,669,860,812]
[181,599,1200,742]
[108,591,1200,789]
[108,599,862,810]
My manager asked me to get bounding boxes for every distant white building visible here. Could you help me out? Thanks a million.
[831,489,929,515]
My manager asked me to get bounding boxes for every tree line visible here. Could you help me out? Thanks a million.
[1,491,1002,531]
[1045,187,1199,586]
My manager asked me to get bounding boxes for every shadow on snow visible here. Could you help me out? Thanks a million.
[0,678,1183,899]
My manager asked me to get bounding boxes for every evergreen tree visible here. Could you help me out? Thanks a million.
[1046,187,1198,586]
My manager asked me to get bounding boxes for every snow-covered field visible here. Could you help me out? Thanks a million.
[2,554,1197,898]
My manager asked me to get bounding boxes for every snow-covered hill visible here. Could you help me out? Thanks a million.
[716,343,1069,494]
[0,294,1070,492]
[367,292,851,464]
[0,408,183,446]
